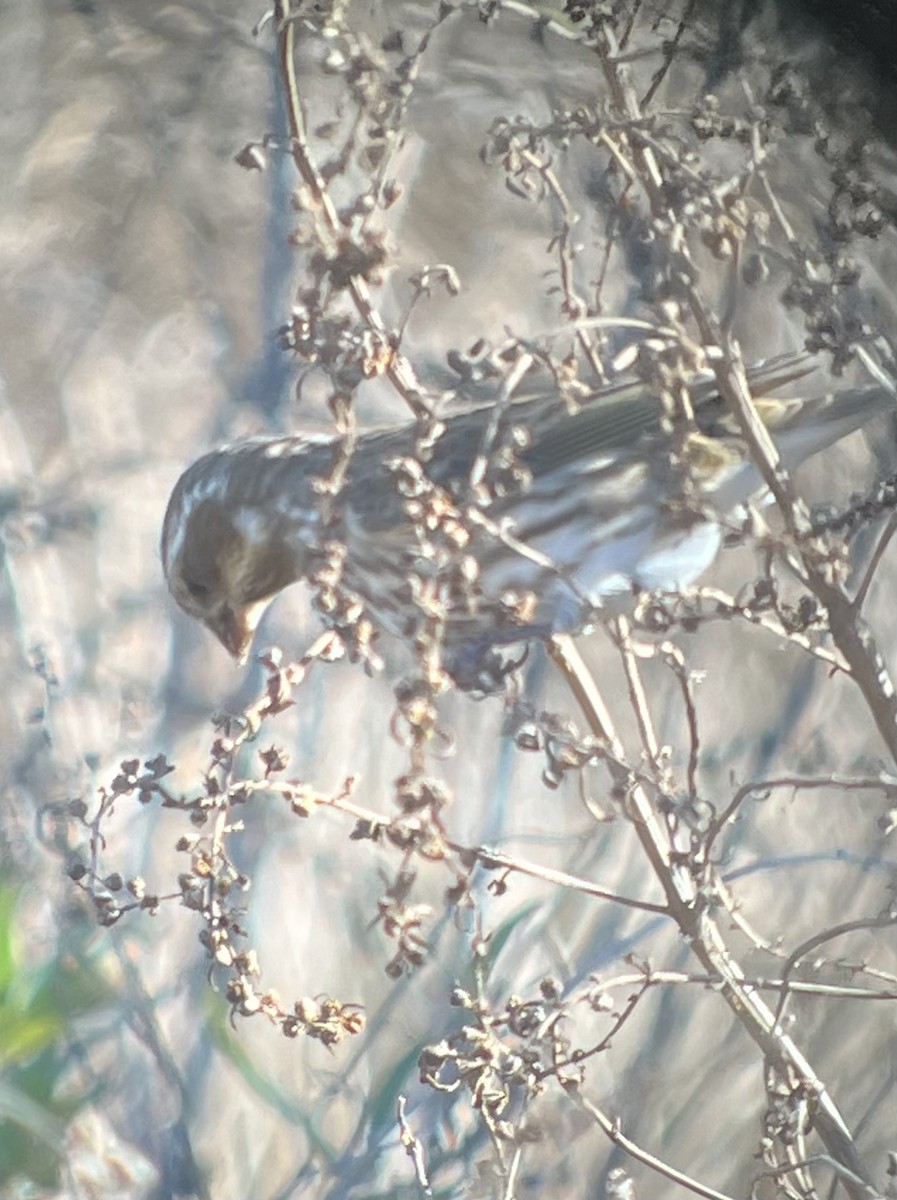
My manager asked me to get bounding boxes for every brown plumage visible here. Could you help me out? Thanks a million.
[161,355,890,675]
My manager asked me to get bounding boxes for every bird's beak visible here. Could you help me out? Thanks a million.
[211,599,272,666]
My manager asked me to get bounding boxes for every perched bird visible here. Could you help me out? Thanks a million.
[161,354,890,681]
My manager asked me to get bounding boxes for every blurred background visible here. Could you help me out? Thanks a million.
[1,2,896,1198]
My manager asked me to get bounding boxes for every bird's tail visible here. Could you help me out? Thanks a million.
[769,381,894,467]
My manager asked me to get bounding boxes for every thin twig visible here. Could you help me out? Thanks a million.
[773,914,897,1027]
[704,773,897,861]
[549,633,871,1197]
[593,968,897,1004]
[575,1091,739,1200]
[852,513,897,616]
[275,0,431,419]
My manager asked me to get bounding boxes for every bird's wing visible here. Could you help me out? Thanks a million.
[342,352,821,523]
[519,351,816,481]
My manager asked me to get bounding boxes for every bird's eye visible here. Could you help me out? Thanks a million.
[185,579,211,601]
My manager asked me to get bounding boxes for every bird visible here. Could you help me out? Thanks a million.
[161,353,890,685]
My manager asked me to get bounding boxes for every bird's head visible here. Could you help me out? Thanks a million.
[161,468,301,664]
